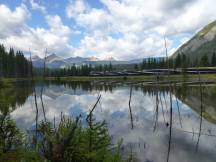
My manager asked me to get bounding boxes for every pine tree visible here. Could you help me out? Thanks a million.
[134,64,139,70]
[108,62,112,72]
[211,52,216,66]
[200,54,209,67]
[175,53,181,68]
[181,53,187,69]
[0,45,31,78]
[141,59,146,69]
[193,58,199,67]
[8,48,15,77]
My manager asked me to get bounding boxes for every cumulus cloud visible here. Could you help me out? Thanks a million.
[30,0,46,14]
[1,0,216,59]
[66,0,89,18]
[66,0,216,59]
[46,15,71,37]
[0,4,30,38]
[0,4,73,58]
[73,31,170,59]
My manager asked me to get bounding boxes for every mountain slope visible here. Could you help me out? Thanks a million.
[32,55,44,68]
[46,54,64,63]
[172,20,216,61]
[64,56,88,64]
[32,54,164,69]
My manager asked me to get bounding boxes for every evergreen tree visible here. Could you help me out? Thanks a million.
[200,54,209,67]
[141,59,146,69]
[175,53,181,68]
[0,44,31,78]
[108,62,112,72]
[211,52,216,66]
[193,58,199,67]
[181,53,187,69]
[134,64,139,70]
[8,48,15,77]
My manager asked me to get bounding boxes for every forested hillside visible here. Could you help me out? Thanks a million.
[172,20,216,65]
[0,44,32,78]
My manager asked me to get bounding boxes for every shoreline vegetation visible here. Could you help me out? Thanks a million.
[47,73,216,82]
[0,73,216,83]
[0,44,216,162]
[0,97,123,162]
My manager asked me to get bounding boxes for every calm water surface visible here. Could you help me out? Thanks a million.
[3,81,216,162]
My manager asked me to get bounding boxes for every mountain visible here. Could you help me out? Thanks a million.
[32,55,41,62]
[103,56,115,61]
[32,54,67,68]
[129,57,164,64]
[46,54,63,63]
[172,20,216,61]
[31,54,163,69]
[46,54,67,68]
[87,56,99,61]
[32,55,44,68]
[64,56,88,64]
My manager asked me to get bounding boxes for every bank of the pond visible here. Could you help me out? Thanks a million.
[45,74,216,82]
[1,74,216,84]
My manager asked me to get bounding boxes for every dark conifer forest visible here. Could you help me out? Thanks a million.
[0,43,216,78]
[0,44,31,78]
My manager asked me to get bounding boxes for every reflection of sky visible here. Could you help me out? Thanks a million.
[11,84,216,162]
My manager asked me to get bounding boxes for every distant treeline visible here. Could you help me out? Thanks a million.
[0,44,32,77]
[35,63,114,77]
[136,52,216,70]
[1,42,216,78]
[40,52,216,77]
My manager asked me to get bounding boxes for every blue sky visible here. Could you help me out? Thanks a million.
[0,0,216,60]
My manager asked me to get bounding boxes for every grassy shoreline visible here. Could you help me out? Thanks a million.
[0,74,216,83]
[45,74,216,82]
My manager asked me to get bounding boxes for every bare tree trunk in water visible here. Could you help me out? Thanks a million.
[175,95,182,128]
[164,36,173,162]
[159,92,166,125]
[153,73,160,132]
[129,86,134,129]
[40,49,47,122]
[33,88,39,146]
[163,91,169,114]
[167,88,173,162]
[29,49,39,147]
[195,70,203,152]
[153,90,159,132]
[86,94,101,162]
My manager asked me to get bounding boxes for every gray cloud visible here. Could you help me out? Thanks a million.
[1,0,216,59]
[160,0,197,11]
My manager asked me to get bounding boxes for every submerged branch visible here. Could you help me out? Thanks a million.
[159,92,166,125]
[175,95,183,128]
[164,36,173,162]
[129,86,134,129]
[29,49,39,147]
[40,48,47,122]
[195,70,203,152]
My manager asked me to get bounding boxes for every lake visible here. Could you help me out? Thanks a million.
[1,80,216,162]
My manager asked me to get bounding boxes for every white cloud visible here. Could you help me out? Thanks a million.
[66,0,112,32]
[30,0,46,14]
[46,15,71,37]
[66,0,216,60]
[73,31,171,60]
[66,0,89,18]
[0,4,73,58]
[1,0,216,60]
[0,4,30,38]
